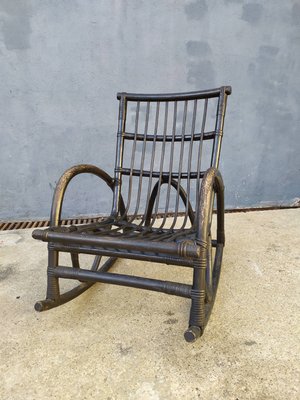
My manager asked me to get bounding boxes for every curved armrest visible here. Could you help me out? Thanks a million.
[50,164,123,227]
[196,167,225,246]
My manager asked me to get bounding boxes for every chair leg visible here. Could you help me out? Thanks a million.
[35,249,60,311]
[184,261,206,343]
[34,253,118,312]
[47,250,60,299]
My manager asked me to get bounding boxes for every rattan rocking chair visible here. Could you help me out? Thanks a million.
[33,86,231,342]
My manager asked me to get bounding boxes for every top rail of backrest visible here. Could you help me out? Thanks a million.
[117,86,232,102]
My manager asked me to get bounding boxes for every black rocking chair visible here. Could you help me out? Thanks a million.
[33,86,231,342]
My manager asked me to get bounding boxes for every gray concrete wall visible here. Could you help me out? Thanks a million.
[0,0,299,220]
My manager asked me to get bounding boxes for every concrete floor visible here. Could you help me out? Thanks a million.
[0,209,299,400]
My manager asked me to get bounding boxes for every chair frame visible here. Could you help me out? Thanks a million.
[33,86,231,342]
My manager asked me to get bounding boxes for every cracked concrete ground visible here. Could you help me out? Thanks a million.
[0,209,299,399]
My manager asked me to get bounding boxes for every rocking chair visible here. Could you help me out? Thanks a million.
[33,86,232,342]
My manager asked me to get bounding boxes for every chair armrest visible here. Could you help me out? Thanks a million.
[49,164,118,227]
[196,167,225,246]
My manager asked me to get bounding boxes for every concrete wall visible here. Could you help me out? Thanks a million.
[0,0,299,220]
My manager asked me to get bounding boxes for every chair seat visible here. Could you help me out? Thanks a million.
[68,216,196,242]
[38,217,200,267]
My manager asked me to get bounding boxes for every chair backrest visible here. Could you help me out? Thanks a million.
[112,86,231,229]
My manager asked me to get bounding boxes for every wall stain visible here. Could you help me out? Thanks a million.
[247,40,297,200]
[291,3,300,25]
[187,60,215,88]
[0,0,32,50]
[184,0,208,21]
[259,45,279,57]
[247,62,256,75]
[241,3,263,25]
[186,40,211,57]
[224,0,243,3]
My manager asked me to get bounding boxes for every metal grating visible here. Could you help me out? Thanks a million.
[0,214,170,231]
[0,204,299,232]
[0,217,103,231]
